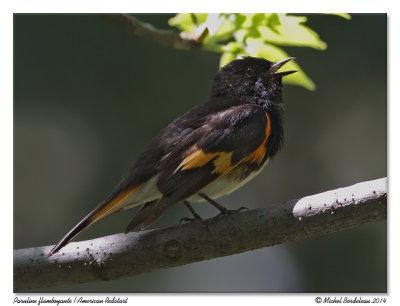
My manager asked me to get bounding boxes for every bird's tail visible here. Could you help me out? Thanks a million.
[124,200,158,233]
[47,184,142,258]
[46,211,94,258]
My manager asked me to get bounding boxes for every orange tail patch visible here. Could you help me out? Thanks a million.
[90,184,141,223]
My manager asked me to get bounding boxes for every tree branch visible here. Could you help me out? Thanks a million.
[101,14,202,50]
[14,178,387,291]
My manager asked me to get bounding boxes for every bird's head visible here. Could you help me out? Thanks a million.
[210,56,296,105]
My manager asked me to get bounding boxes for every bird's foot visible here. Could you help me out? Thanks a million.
[179,215,203,226]
[179,201,203,226]
[213,206,248,219]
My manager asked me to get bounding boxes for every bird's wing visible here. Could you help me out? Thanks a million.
[140,103,271,228]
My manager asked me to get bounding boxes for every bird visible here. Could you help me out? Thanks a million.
[47,56,296,257]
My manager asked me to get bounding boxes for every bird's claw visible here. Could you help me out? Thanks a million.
[213,206,249,219]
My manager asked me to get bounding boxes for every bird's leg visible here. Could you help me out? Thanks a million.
[199,193,227,212]
[184,201,202,220]
[179,201,203,226]
[198,193,248,218]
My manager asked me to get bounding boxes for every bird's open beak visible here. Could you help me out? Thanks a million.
[270,57,297,77]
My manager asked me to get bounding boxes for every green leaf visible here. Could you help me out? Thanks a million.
[168,13,195,32]
[234,13,247,27]
[259,14,327,50]
[191,13,209,25]
[206,14,234,42]
[242,13,255,28]
[251,13,266,25]
[266,13,281,28]
[196,26,210,43]
[168,13,349,90]
[325,13,351,20]
[220,52,238,67]
[168,13,208,32]
[222,41,242,53]
[246,38,316,90]
[233,28,248,43]
[265,13,281,34]
[247,27,261,39]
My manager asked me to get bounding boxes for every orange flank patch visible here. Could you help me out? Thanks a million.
[175,110,272,175]
[90,184,141,223]
[244,144,267,163]
[243,111,272,164]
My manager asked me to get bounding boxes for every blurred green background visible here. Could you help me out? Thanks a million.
[14,13,387,292]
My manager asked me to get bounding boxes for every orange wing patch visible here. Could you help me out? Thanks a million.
[174,110,272,176]
[175,148,234,175]
[175,149,218,173]
[90,184,141,223]
[211,151,234,174]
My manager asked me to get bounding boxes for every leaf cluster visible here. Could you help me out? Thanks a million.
[169,13,350,90]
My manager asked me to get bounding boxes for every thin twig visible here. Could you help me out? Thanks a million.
[101,14,202,50]
[14,177,387,291]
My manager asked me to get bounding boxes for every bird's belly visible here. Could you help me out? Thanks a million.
[188,159,269,202]
[121,175,162,210]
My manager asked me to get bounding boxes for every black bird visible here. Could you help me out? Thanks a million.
[47,56,296,257]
